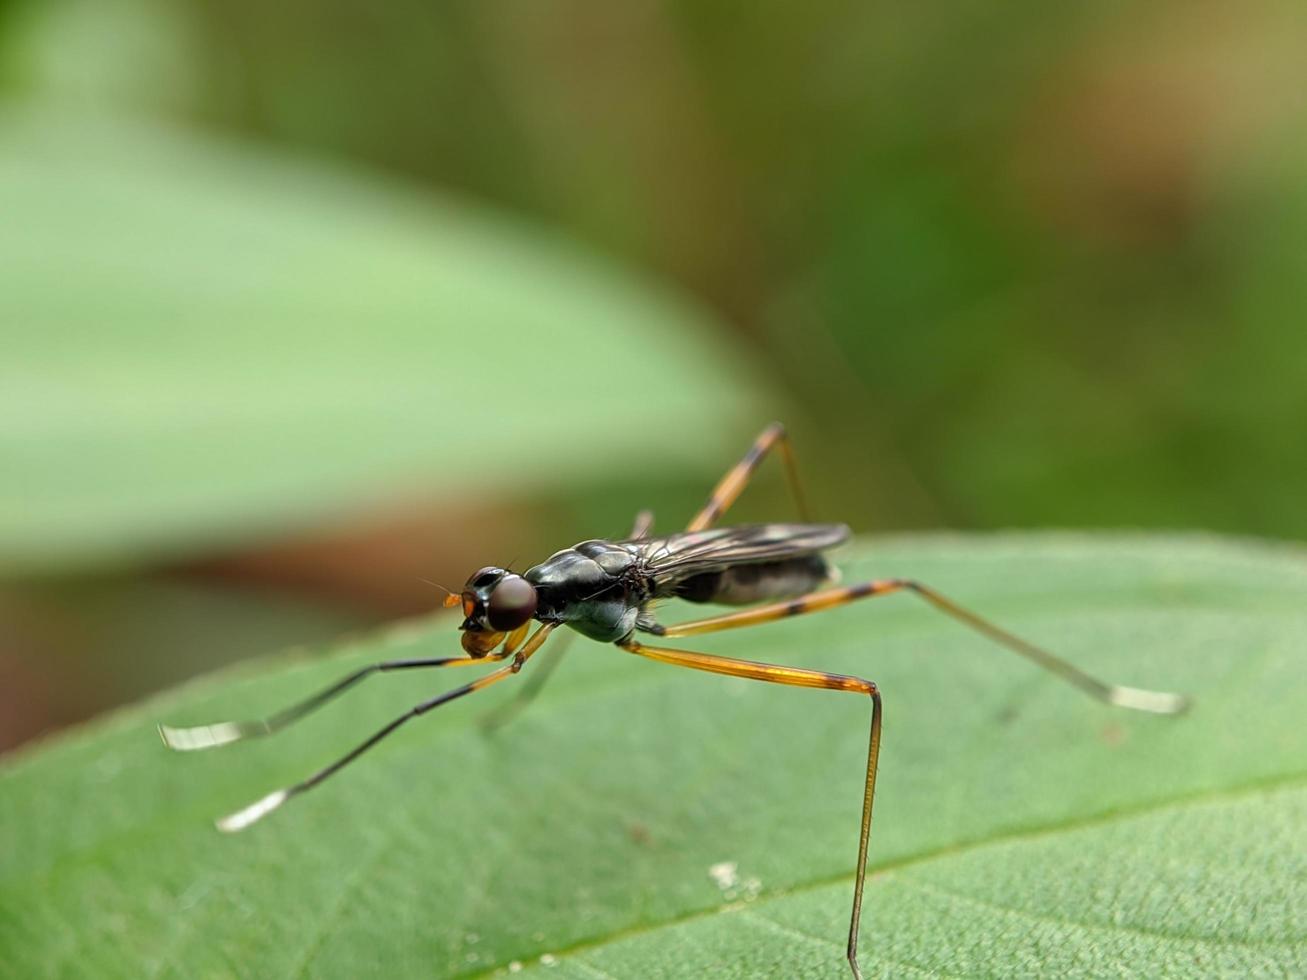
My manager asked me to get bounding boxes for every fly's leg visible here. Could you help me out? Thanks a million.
[159,623,535,751]
[628,509,655,540]
[687,421,809,531]
[211,624,557,831]
[618,638,881,980]
[649,580,1187,714]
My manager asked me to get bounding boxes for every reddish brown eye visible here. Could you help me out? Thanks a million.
[485,575,538,631]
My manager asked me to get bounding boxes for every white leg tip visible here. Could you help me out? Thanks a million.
[158,721,248,752]
[1109,687,1190,715]
[216,789,290,832]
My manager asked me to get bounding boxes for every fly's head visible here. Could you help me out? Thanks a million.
[447,566,538,657]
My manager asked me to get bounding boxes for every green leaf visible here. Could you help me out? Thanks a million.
[2,533,1304,978]
[0,104,760,574]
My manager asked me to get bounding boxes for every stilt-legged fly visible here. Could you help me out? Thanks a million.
[160,422,1188,979]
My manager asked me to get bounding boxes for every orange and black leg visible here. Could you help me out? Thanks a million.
[158,621,536,752]
[628,509,656,540]
[630,581,1185,977]
[687,421,809,531]
[647,579,1187,713]
[210,623,558,831]
[618,638,882,980]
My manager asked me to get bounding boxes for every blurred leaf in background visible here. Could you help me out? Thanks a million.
[6,0,1307,537]
[0,2,773,748]
[110,0,1307,538]
[0,106,761,573]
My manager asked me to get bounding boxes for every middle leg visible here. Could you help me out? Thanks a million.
[618,638,882,979]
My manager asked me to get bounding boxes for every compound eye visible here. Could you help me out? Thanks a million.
[485,575,538,631]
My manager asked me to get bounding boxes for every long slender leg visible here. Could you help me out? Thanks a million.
[687,421,809,531]
[628,508,655,540]
[647,579,1187,714]
[215,624,557,832]
[157,631,531,752]
[619,639,881,980]
[159,655,503,752]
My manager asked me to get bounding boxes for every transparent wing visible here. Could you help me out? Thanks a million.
[635,523,850,586]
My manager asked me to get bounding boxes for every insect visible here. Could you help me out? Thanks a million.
[160,423,1187,978]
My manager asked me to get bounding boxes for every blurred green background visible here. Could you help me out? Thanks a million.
[3,0,1305,753]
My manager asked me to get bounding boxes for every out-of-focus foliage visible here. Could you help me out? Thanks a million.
[12,0,1306,537]
[0,105,760,574]
[3,535,1304,977]
[0,0,776,745]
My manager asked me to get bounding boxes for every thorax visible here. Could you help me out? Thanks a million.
[524,539,647,642]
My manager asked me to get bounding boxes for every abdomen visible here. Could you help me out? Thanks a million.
[672,555,834,606]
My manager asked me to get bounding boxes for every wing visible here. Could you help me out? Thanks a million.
[635,523,850,586]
